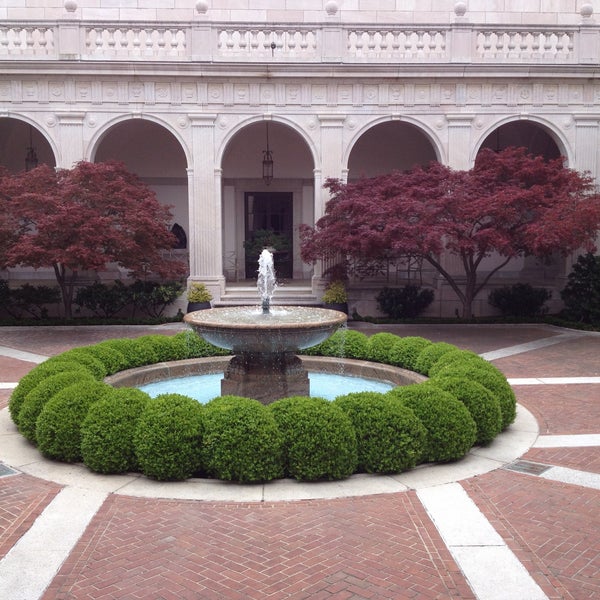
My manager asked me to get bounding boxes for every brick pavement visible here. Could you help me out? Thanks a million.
[0,323,598,600]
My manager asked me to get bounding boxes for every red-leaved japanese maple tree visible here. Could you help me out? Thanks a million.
[300,147,600,318]
[0,161,186,317]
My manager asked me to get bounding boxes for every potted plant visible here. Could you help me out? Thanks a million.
[322,280,348,314]
[186,282,212,312]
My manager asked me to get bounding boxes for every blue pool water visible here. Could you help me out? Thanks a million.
[139,372,394,403]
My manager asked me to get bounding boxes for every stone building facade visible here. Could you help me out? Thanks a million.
[1,1,599,316]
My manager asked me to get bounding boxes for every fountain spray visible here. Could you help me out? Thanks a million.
[257,248,277,313]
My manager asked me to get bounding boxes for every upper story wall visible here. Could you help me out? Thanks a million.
[1,1,600,25]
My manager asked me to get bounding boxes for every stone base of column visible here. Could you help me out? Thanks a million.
[221,352,309,405]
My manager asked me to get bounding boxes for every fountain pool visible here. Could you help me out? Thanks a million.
[138,371,395,403]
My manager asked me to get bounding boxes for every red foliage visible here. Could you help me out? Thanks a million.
[300,147,600,317]
[0,161,186,316]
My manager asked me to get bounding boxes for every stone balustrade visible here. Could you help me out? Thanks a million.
[0,20,597,65]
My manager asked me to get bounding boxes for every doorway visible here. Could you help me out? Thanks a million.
[245,192,293,279]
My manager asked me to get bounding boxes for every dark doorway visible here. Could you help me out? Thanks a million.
[244,192,293,279]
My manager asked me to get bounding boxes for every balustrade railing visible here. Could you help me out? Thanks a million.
[0,20,596,65]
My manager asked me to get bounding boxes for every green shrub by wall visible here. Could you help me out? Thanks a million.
[334,392,427,473]
[388,383,477,463]
[36,380,114,462]
[269,396,358,481]
[387,336,432,371]
[134,393,204,481]
[201,396,284,483]
[17,370,96,444]
[81,388,151,474]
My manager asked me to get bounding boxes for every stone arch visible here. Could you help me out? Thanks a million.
[0,115,57,173]
[473,116,569,165]
[219,115,316,282]
[87,114,191,167]
[216,114,319,173]
[91,116,190,273]
[344,117,443,180]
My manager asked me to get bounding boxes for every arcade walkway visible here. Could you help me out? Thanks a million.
[0,322,598,599]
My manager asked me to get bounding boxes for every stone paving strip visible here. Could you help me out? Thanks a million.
[534,433,600,447]
[0,346,48,364]
[479,332,580,361]
[0,487,108,600]
[509,376,600,385]
[417,483,548,600]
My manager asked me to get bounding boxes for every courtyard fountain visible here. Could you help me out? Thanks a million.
[183,249,347,403]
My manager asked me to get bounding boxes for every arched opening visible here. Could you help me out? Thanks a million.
[0,118,56,173]
[479,121,562,161]
[221,120,314,281]
[347,121,438,181]
[93,119,189,270]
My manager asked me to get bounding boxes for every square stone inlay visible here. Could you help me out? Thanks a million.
[0,463,18,477]
[504,460,551,476]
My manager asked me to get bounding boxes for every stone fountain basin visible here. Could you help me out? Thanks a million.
[183,306,347,354]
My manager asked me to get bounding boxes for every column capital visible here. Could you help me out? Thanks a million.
[188,113,218,126]
[317,114,346,127]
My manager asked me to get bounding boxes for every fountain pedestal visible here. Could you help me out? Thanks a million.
[221,352,309,402]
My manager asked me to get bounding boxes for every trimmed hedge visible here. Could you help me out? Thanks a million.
[269,396,358,481]
[36,380,113,462]
[202,396,284,483]
[134,393,204,481]
[9,329,516,483]
[334,392,426,473]
[388,383,477,463]
[387,336,432,371]
[429,377,502,445]
[430,362,516,429]
[413,342,457,376]
[81,388,151,474]
[18,370,97,444]
[366,332,402,364]
[9,360,91,423]
[301,329,369,360]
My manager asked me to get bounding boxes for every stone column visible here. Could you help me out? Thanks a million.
[574,115,599,180]
[187,114,224,299]
[56,112,85,168]
[446,115,473,170]
[313,115,346,285]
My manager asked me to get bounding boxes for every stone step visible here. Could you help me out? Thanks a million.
[217,284,319,307]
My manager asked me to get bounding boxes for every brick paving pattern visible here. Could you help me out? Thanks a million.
[463,470,600,599]
[43,494,473,600]
[524,447,600,474]
[0,475,62,559]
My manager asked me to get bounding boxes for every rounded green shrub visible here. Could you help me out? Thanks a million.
[334,392,426,473]
[134,393,204,481]
[36,380,114,462]
[427,349,484,377]
[366,332,401,363]
[135,334,179,363]
[93,338,155,370]
[78,344,131,375]
[302,329,369,359]
[81,388,151,474]
[388,383,477,463]
[201,396,284,483]
[413,342,457,375]
[17,370,96,443]
[44,350,107,380]
[387,336,432,371]
[170,331,230,360]
[430,362,516,429]
[269,396,357,481]
[9,361,90,423]
[427,377,502,445]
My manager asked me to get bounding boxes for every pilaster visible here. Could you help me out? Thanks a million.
[446,115,474,170]
[574,115,600,180]
[56,112,85,168]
